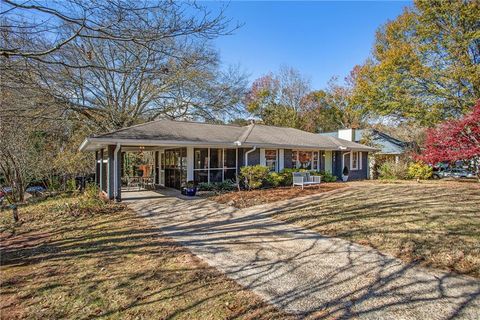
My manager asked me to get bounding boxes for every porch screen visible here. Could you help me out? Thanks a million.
[194,148,237,184]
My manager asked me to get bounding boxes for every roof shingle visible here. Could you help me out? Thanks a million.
[81,119,377,152]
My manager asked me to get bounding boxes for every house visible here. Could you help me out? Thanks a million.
[79,120,377,201]
[319,128,410,163]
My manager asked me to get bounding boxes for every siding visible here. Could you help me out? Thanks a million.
[244,148,260,166]
[342,152,368,180]
[333,151,343,179]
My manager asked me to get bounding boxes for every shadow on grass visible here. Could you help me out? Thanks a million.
[0,208,289,319]
[2,184,480,319]
[122,187,480,319]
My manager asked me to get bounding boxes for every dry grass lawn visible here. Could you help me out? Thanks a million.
[271,180,480,278]
[0,195,291,320]
[210,183,347,209]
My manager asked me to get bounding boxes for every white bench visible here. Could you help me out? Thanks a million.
[292,172,321,189]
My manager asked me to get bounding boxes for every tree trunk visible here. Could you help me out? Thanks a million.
[12,205,18,222]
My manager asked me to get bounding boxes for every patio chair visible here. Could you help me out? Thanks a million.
[292,172,321,189]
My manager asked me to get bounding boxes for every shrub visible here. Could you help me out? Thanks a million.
[266,172,285,187]
[378,161,408,180]
[197,180,237,192]
[59,184,124,216]
[240,165,270,190]
[66,178,77,192]
[407,162,433,180]
[319,171,337,182]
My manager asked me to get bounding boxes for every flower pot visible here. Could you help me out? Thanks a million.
[185,187,197,197]
[342,175,349,182]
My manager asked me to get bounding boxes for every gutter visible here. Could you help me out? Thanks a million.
[78,138,90,152]
[244,146,257,166]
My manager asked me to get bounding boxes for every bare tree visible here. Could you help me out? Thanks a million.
[1,1,247,129]
[1,0,236,68]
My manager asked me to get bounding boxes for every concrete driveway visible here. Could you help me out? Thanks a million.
[125,189,480,319]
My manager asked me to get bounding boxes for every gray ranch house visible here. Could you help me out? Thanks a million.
[79,120,377,201]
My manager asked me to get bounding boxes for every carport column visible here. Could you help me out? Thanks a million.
[154,151,159,185]
[99,149,105,192]
[107,145,115,200]
[369,155,375,180]
[114,145,122,202]
[95,151,100,186]
[186,147,194,181]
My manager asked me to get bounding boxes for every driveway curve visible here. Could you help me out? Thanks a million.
[126,189,480,319]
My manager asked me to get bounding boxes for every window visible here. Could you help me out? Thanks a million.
[224,149,237,181]
[313,151,319,171]
[193,148,237,183]
[350,152,362,170]
[194,148,208,169]
[265,149,277,172]
[292,150,319,170]
[194,148,208,183]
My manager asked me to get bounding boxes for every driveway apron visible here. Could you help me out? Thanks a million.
[125,189,480,320]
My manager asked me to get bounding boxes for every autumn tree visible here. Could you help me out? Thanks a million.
[418,100,480,180]
[300,68,371,133]
[353,0,480,125]
[245,67,310,128]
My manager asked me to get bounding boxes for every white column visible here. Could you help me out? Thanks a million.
[187,147,194,181]
[260,148,266,166]
[324,151,332,174]
[279,149,285,171]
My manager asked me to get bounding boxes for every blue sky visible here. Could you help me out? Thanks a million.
[204,1,411,89]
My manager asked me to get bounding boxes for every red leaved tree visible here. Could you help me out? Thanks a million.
[419,100,480,180]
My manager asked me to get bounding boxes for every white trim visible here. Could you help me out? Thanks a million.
[260,148,266,166]
[80,137,377,153]
[350,151,360,171]
[159,151,165,186]
[279,149,285,171]
[113,143,121,200]
[186,147,194,181]
[324,151,332,174]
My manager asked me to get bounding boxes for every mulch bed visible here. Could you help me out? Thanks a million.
[209,183,348,209]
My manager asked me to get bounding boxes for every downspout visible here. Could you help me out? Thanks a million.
[113,143,121,201]
[244,146,257,166]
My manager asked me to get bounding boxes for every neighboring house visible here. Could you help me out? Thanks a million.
[319,128,410,163]
[79,120,376,201]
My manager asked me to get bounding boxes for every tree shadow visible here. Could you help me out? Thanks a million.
[126,188,480,319]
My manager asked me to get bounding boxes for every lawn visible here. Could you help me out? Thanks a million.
[210,183,347,209]
[0,195,290,319]
[270,180,480,278]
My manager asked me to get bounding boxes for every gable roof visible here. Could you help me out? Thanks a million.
[319,129,408,155]
[80,119,377,152]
